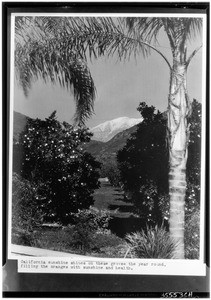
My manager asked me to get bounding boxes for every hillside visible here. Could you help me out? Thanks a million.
[84,140,105,156]
[13,111,30,140]
[85,124,138,162]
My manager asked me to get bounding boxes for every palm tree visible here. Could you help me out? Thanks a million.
[15,16,203,258]
[121,18,203,259]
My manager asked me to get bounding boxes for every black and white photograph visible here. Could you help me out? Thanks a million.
[2,2,209,296]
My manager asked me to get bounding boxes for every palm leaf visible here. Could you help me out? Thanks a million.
[184,18,202,41]
[125,17,164,45]
[15,35,95,125]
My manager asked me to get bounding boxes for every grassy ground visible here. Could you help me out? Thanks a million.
[93,182,144,238]
[93,181,134,217]
[12,226,126,258]
[12,182,143,256]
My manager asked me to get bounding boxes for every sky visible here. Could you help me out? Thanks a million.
[13,18,203,128]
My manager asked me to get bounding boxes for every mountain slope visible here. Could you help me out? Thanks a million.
[91,116,142,142]
[13,111,31,140]
[86,123,139,162]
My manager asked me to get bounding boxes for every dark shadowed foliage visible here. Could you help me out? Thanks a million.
[117,100,201,227]
[13,112,101,224]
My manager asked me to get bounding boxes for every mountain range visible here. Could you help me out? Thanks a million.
[13,111,141,162]
[85,123,139,162]
[91,116,142,142]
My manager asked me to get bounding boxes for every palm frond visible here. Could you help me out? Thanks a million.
[125,17,164,46]
[16,16,170,73]
[162,18,202,50]
[182,18,202,42]
[15,37,95,124]
[27,17,152,59]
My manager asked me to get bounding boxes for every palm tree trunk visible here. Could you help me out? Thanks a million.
[168,59,191,259]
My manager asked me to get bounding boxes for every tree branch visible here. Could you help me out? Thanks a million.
[186,45,202,67]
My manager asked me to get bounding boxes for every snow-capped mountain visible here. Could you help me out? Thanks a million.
[91,116,142,142]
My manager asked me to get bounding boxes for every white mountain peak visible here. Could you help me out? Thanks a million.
[91,116,142,142]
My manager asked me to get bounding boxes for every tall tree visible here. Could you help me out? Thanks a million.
[15,16,203,258]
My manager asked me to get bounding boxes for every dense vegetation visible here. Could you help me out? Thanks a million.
[13,112,101,225]
[12,100,201,259]
[117,99,201,224]
[117,100,201,259]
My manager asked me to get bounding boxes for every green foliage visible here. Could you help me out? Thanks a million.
[125,225,176,259]
[92,232,123,252]
[67,226,123,256]
[26,208,123,257]
[15,225,124,257]
[185,209,200,259]
[186,99,201,218]
[12,173,44,245]
[32,228,75,252]
[67,208,112,253]
[100,159,121,187]
[117,100,201,223]
[12,173,43,230]
[13,112,101,224]
[72,207,111,232]
[117,102,167,224]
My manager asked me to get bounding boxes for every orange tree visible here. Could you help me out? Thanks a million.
[13,112,101,224]
[117,100,201,227]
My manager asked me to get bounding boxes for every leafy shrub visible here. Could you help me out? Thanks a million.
[125,225,176,259]
[91,231,123,254]
[12,173,44,245]
[12,173,43,230]
[67,224,94,253]
[67,208,112,253]
[71,207,111,232]
[185,209,200,259]
[67,228,124,256]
